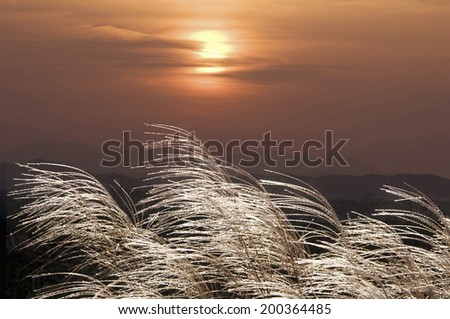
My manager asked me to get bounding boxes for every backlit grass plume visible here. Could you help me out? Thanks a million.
[9,125,450,298]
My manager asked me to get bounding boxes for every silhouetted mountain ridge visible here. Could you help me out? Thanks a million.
[295,173,450,201]
[2,161,449,200]
[0,140,103,173]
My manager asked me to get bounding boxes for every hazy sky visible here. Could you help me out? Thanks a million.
[1,0,449,177]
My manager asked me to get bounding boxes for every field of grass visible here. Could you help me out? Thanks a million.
[8,126,450,298]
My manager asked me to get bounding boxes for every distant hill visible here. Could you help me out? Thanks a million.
[0,140,158,178]
[2,161,450,221]
[233,149,380,177]
[252,172,450,203]
[0,162,23,192]
[0,140,382,178]
[296,174,450,202]
[2,160,449,201]
[0,162,142,193]
[1,140,449,218]
[0,140,104,173]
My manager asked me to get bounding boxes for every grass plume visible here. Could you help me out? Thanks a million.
[8,125,450,298]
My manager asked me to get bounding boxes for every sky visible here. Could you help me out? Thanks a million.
[1,0,449,177]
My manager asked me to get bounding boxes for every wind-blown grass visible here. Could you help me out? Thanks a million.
[9,125,450,298]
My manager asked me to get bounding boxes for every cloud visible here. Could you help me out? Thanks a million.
[80,24,198,51]
[210,64,321,83]
[82,24,150,41]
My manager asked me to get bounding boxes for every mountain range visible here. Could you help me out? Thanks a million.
[1,140,450,219]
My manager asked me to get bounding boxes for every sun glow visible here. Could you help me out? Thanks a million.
[191,30,232,59]
[196,66,226,74]
[188,29,234,79]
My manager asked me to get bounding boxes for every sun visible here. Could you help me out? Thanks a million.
[191,30,232,59]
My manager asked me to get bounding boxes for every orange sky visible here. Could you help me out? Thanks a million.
[1,0,450,177]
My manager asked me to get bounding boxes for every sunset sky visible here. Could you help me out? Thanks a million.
[1,0,449,177]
